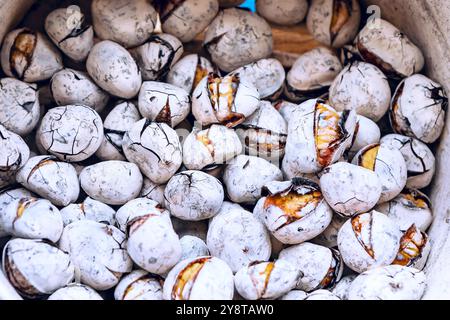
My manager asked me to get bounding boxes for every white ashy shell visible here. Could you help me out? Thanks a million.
[180,236,210,261]
[332,275,357,300]
[123,120,182,184]
[329,62,391,122]
[91,0,158,48]
[256,0,308,25]
[166,54,215,94]
[312,214,348,248]
[280,290,308,300]
[228,58,285,100]
[223,155,283,204]
[204,8,273,72]
[282,99,357,175]
[172,216,209,241]
[348,265,426,300]
[390,74,447,144]
[0,187,34,237]
[79,161,143,205]
[1,28,63,82]
[45,7,94,62]
[16,156,80,207]
[381,134,435,190]
[165,170,224,221]
[349,115,381,154]
[0,78,40,136]
[138,81,190,128]
[2,238,74,297]
[307,0,361,48]
[37,105,104,162]
[337,211,402,273]
[207,204,271,272]
[356,19,424,78]
[304,289,341,300]
[158,0,219,43]
[352,143,407,203]
[126,210,181,275]
[163,256,234,300]
[114,270,163,300]
[59,220,133,290]
[235,260,300,300]
[192,74,260,128]
[130,33,183,81]
[273,100,299,125]
[392,225,430,271]
[375,189,433,232]
[183,125,242,170]
[60,197,116,227]
[96,101,141,161]
[140,179,166,206]
[320,162,382,217]
[236,101,288,160]
[115,198,170,233]
[0,125,30,173]
[285,47,342,102]
[0,197,63,243]
[50,69,109,113]
[48,284,103,300]
[262,179,333,245]
[86,40,142,99]
[279,242,344,292]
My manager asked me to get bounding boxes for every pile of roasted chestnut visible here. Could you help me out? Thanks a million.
[0,0,446,300]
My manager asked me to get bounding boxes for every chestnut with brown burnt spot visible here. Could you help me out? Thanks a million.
[9,29,36,80]
[171,257,210,300]
[351,213,375,259]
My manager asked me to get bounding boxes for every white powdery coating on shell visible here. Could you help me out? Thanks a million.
[91,0,157,48]
[114,270,163,300]
[235,260,300,300]
[329,61,391,122]
[337,211,401,273]
[165,170,224,221]
[256,0,308,25]
[332,275,357,300]
[180,235,210,261]
[312,214,348,248]
[0,125,30,186]
[280,290,308,300]
[356,19,424,77]
[381,134,435,190]
[138,81,190,128]
[163,256,234,300]
[0,78,40,136]
[16,155,80,207]
[161,0,219,43]
[140,178,166,206]
[59,220,133,290]
[350,116,381,153]
[320,162,382,217]
[60,197,116,227]
[123,120,182,184]
[207,205,271,273]
[223,155,283,204]
[279,242,343,292]
[348,265,426,300]
[304,289,340,300]
[204,8,273,72]
[1,197,63,243]
[48,284,103,300]
[37,105,104,162]
[3,238,74,296]
[0,187,34,237]
[86,40,142,99]
[96,101,141,161]
[45,7,94,62]
[50,69,109,113]
[79,160,143,205]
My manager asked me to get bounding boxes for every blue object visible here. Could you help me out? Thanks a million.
[240,0,256,11]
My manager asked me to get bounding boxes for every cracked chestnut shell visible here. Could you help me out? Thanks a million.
[0,78,40,136]
[60,197,116,227]
[390,74,447,144]
[0,187,34,237]
[163,256,234,300]
[45,7,94,62]
[282,99,357,176]
[114,270,164,300]
[337,211,402,273]
[262,179,333,245]
[306,0,361,48]
[392,224,430,270]
[204,8,273,72]
[1,28,63,82]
